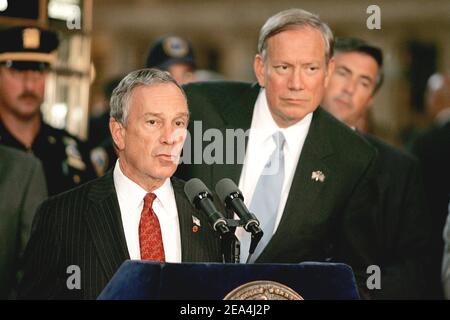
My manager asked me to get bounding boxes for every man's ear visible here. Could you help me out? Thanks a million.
[109,117,126,151]
[254,54,266,88]
[324,57,336,88]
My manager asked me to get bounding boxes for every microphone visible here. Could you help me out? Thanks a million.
[184,178,230,235]
[215,178,262,236]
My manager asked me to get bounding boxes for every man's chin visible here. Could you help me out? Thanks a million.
[155,161,177,175]
[14,108,41,121]
[276,107,317,126]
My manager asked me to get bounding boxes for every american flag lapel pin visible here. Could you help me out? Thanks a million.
[192,215,201,233]
[311,170,325,182]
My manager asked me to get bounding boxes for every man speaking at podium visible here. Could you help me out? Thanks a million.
[179,8,379,298]
[18,69,222,299]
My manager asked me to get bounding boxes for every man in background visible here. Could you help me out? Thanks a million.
[424,72,450,126]
[0,26,95,195]
[88,77,123,151]
[410,71,450,298]
[322,37,431,298]
[145,35,197,85]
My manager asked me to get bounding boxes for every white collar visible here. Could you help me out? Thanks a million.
[113,159,175,216]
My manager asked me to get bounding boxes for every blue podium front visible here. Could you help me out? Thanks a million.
[97,261,360,300]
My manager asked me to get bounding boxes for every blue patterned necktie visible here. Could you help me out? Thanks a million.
[242,131,286,263]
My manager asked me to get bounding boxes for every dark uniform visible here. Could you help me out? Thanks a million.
[145,35,196,70]
[410,120,450,299]
[0,26,95,196]
[0,119,95,196]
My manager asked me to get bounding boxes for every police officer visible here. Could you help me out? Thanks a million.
[0,26,95,196]
[146,35,197,85]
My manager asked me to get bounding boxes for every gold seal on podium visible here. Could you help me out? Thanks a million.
[223,280,304,300]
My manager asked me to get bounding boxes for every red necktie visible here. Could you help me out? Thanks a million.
[139,193,165,261]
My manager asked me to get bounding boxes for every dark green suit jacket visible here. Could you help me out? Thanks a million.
[0,146,47,299]
[178,81,379,297]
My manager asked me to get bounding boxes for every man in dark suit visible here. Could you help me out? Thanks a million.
[443,202,450,299]
[19,69,222,300]
[321,37,431,298]
[177,9,379,298]
[410,73,450,298]
[0,145,47,299]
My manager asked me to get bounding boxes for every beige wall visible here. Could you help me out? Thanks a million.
[91,0,450,145]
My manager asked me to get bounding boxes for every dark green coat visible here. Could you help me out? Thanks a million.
[0,145,47,299]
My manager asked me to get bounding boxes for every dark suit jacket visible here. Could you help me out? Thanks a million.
[361,134,431,299]
[18,171,222,300]
[178,81,379,296]
[0,146,47,299]
[410,120,450,299]
[443,205,450,298]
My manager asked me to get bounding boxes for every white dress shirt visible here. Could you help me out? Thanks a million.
[113,160,182,262]
[237,89,312,257]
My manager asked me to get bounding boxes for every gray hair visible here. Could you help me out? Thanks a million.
[258,8,334,63]
[110,68,186,125]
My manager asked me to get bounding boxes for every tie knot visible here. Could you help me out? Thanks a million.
[143,193,157,210]
[272,131,286,150]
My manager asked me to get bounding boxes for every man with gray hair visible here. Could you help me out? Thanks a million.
[179,8,379,298]
[18,68,223,299]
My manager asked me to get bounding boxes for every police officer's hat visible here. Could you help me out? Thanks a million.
[0,26,59,71]
[145,35,196,70]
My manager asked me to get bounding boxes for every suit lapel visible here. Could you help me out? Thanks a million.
[258,108,335,261]
[84,171,130,281]
[172,176,222,262]
[361,134,389,194]
[172,176,195,261]
[211,83,260,185]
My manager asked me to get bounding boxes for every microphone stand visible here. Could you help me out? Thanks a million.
[220,219,241,263]
[216,218,263,264]
[245,224,264,263]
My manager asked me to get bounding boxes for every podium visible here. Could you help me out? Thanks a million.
[97,261,360,300]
